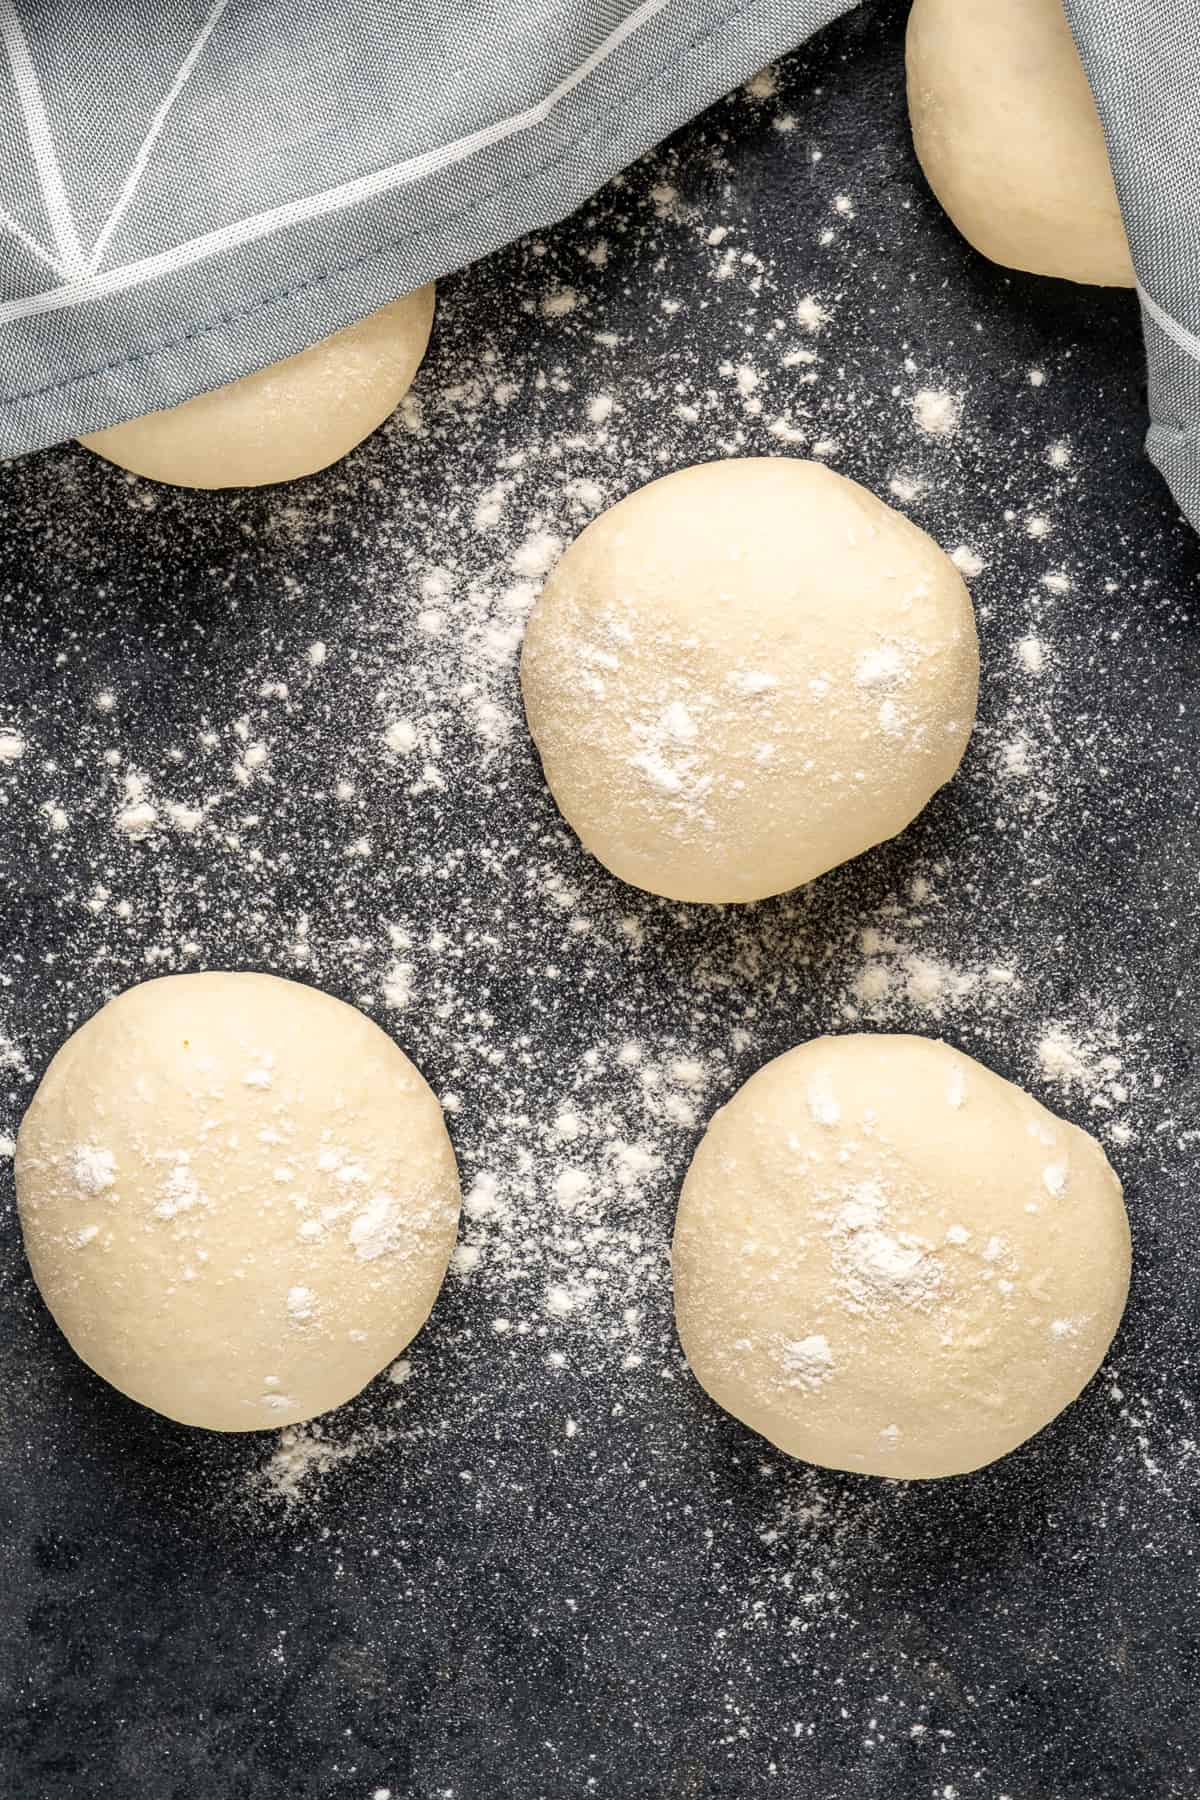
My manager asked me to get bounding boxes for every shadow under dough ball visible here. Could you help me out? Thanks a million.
[79,285,435,489]
[15,971,461,1431]
[906,0,1134,287]
[520,457,979,905]
[672,1033,1131,1479]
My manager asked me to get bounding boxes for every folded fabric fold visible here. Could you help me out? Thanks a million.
[4,0,1189,524]
[1065,0,1200,532]
[0,0,853,458]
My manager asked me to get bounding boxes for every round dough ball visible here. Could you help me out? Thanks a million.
[907,0,1134,287]
[15,972,460,1431]
[80,287,435,488]
[520,459,978,904]
[672,1034,1130,1479]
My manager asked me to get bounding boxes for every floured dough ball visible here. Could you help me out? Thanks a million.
[906,0,1134,287]
[15,972,460,1431]
[80,287,435,488]
[520,458,978,903]
[673,1034,1130,1478]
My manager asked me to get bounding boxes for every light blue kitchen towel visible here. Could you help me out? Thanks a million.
[0,0,855,458]
[1066,0,1200,533]
[3,0,1192,528]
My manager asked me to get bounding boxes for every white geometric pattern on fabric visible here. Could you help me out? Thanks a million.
[84,0,232,277]
[0,0,87,277]
[0,0,670,321]
[1139,285,1200,367]
[0,0,857,455]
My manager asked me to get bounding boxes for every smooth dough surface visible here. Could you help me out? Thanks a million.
[907,0,1134,287]
[672,1034,1130,1479]
[16,972,460,1431]
[520,458,978,904]
[80,287,435,488]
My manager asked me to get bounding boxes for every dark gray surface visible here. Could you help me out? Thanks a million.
[2,5,1199,1796]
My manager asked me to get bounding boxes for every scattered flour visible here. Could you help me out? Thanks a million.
[252,1420,387,1506]
[796,295,830,334]
[912,388,963,438]
[0,85,1171,1563]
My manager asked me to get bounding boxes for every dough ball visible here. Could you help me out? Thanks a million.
[15,972,460,1431]
[520,458,978,904]
[672,1034,1130,1479]
[80,287,435,488]
[906,0,1134,287]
